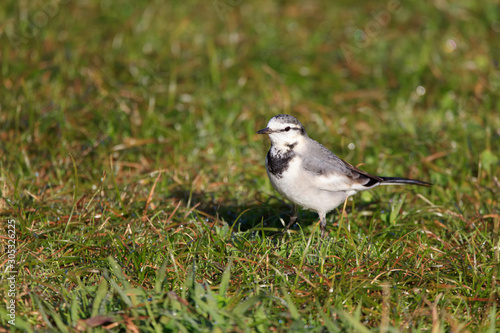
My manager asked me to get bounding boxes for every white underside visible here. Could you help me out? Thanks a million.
[267,156,376,217]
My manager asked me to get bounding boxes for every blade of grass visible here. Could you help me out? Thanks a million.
[63,153,78,236]
[218,259,233,298]
[91,276,109,317]
[281,287,300,320]
[155,256,170,294]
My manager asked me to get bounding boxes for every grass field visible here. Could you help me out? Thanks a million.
[1,0,499,331]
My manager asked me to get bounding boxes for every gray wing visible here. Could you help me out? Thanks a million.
[301,139,383,189]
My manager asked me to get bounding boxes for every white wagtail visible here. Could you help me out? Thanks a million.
[257,114,431,238]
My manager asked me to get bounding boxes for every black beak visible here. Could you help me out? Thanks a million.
[257,127,273,134]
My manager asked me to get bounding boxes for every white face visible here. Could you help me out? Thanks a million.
[258,114,307,148]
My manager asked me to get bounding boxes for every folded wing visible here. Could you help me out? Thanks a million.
[301,140,430,192]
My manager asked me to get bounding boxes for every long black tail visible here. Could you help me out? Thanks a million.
[379,176,432,187]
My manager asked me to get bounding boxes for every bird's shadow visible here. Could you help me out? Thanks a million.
[167,186,380,238]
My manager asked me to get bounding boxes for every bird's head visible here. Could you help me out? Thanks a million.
[257,114,307,148]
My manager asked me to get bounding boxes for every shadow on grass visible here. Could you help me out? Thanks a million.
[168,185,322,235]
[167,185,387,238]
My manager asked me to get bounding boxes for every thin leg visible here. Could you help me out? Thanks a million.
[342,196,349,214]
[283,204,298,232]
[341,196,349,230]
[320,213,327,238]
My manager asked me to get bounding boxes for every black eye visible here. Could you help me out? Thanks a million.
[285,127,291,132]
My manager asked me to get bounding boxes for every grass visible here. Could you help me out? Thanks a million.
[1,0,499,331]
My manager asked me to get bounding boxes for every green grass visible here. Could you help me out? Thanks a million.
[1,0,499,331]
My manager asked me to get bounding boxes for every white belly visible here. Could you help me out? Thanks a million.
[267,157,350,215]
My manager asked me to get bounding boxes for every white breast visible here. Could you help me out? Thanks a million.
[267,155,352,215]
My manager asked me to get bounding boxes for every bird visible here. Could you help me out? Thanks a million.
[257,114,431,238]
